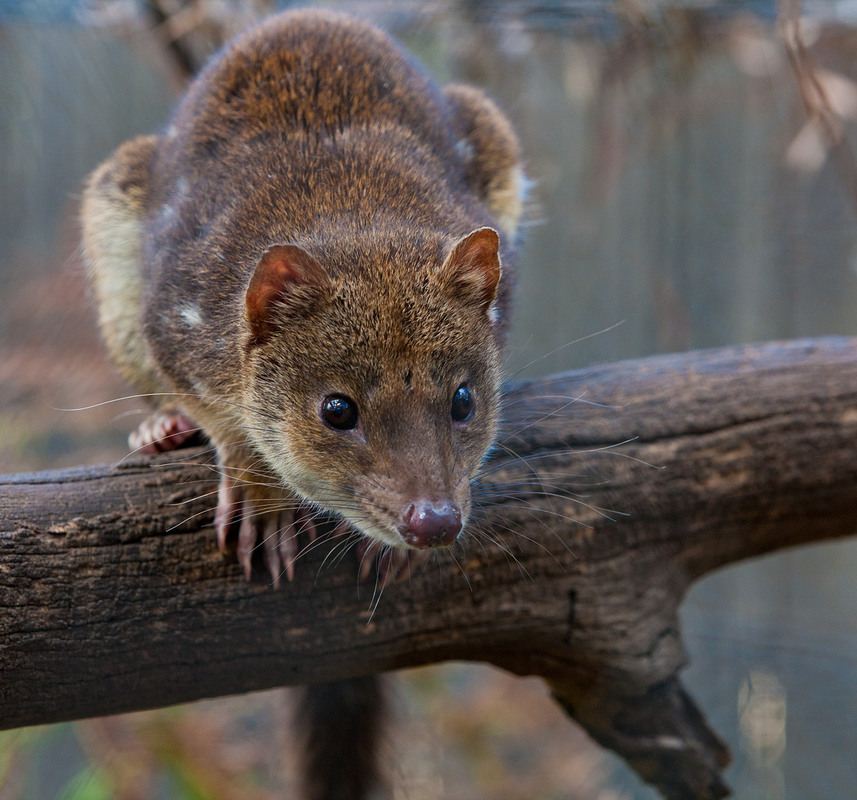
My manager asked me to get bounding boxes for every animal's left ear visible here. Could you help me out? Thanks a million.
[437,227,501,314]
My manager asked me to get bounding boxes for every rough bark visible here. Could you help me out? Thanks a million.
[2,337,856,799]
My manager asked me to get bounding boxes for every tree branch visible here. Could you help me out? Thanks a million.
[2,337,856,799]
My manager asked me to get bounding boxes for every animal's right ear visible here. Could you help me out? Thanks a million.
[245,244,331,345]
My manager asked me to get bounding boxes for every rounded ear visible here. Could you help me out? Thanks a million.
[436,227,501,313]
[245,244,331,345]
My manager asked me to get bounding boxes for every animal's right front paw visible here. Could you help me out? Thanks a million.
[214,472,318,587]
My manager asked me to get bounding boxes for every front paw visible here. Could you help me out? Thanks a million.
[129,409,200,454]
[214,472,317,587]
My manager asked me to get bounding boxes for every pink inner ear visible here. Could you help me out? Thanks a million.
[443,227,501,310]
[245,244,328,344]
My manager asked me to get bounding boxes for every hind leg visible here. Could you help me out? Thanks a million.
[443,83,526,238]
[82,134,166,400]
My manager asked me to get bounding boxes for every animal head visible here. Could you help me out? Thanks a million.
[242,226,505,549]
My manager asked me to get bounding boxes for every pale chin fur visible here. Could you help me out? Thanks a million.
[271,451,475,551]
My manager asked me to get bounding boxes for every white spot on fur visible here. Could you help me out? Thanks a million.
[179,302,203,328]
[157,203,177,224]
[455,138,475,163]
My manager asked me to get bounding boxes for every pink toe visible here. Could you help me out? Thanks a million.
[215,475,240,551]
[357,538,378,583]
[237,515,256,580]
[277,509,298,581]
[262,520,281,588]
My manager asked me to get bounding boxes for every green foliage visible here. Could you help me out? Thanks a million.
[57,767,114,800]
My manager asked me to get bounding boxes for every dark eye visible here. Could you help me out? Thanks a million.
[322,395,359,430]
[451,384,474,423]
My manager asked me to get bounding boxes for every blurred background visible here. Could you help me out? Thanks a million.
[2,0,857,797]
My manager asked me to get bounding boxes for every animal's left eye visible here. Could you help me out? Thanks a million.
[450,384,474,423]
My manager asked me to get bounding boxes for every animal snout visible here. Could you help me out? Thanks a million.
[399,500,462,548]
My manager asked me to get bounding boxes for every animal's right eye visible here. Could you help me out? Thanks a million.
[321,395,359,430]
[450,384,474,423]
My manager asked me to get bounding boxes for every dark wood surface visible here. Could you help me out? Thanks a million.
[3,336,856,799]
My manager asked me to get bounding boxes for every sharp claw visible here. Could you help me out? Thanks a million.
[262,516,281,588]
[215,474,239,551]
[299,509,318,542]
[237,515,256,581]
[129,411,197,454]
[283,543,297,583]
[130,422,159,455]
[357,539,376,583]
[216,491,351,585]
[277,509,297,577]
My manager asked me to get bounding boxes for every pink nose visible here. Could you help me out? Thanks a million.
[400,500,462,548]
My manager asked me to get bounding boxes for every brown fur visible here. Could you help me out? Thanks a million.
[82,10,526,798]
[83,8,525,554]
